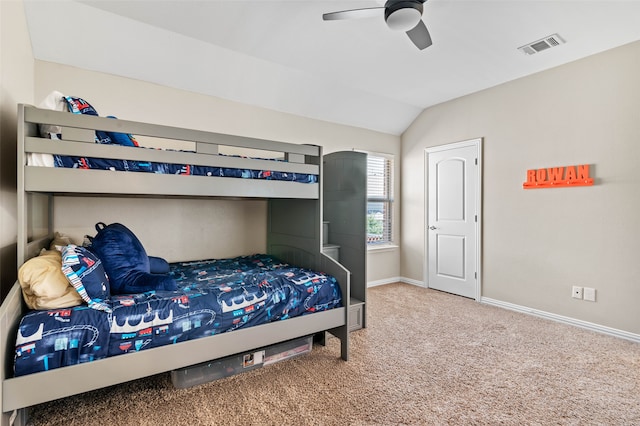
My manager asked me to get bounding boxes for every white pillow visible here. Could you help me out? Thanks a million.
[37,90,67,138]
[27,152,55,167]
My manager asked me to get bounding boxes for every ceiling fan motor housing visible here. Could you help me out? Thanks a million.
[384,0,424,31]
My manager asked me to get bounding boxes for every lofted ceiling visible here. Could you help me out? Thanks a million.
[23,0,640,135]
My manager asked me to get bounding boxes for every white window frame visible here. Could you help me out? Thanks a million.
[366,152,394,246]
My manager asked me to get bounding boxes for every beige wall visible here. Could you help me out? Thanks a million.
[0,0,34,299]
[34,61,401,279]
[401,41,640,334]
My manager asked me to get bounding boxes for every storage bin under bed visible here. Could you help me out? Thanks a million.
[170,335,313,389]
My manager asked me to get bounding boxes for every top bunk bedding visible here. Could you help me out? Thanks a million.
[19,103,321,199]
[47,153,317,183]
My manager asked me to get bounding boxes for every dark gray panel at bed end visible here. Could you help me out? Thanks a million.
[267,199,321,271]
[323,151,368,329]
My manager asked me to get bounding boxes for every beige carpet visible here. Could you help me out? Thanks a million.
[27,283,640,425]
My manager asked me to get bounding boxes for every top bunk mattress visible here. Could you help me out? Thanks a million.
[39,152,317,183]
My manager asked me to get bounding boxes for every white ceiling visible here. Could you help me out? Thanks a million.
[23,0,640,135]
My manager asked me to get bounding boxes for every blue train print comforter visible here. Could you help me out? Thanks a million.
[13,254,341,377]
[53,154,318,183]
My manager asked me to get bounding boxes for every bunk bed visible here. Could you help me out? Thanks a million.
[0,104,350,423]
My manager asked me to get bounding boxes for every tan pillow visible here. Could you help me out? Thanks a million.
[18,249,82,310]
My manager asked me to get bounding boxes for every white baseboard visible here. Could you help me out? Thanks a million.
[367,277,402,287]
[400,277,425,287]
[366,277,426,288]
[482,297,640,344]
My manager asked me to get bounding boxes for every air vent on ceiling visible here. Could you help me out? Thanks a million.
[518,33,565,55]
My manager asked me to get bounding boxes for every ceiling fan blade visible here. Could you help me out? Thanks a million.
[322,7,384,21]
[406,20,432,50]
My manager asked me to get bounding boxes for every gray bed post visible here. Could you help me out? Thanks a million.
[17,104,54,267]
[17,104,27,267]
[4,104,31,426]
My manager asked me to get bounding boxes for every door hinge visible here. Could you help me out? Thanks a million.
[475,272,477,279]
[475,158,478,165]
[475,215,477,222]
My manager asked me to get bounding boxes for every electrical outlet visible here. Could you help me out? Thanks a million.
[572,286,583,299]
[583,287,596,302]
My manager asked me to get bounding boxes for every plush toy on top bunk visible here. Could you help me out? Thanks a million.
[37,91,139,146]
[63,96,139,146]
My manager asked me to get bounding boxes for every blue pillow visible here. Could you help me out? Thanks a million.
[61,245,111,312]
[106,116,139,147]
[89,223,177,295]
[149,256,171,274]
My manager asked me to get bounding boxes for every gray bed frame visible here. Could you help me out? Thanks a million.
[0,105,350,425]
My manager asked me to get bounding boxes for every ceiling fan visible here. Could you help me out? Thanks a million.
[323,0,432,50]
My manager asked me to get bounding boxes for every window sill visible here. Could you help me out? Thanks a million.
[367,244,399,253]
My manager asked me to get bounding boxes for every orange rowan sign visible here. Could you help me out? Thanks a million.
[523,164,594,189]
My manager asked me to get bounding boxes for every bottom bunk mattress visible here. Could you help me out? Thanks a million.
[13,254,342,377]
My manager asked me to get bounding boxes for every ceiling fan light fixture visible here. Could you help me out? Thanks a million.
[323,0,432,50]
[385,2,423,31]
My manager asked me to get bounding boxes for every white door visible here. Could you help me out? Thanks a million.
[426,139,481,299]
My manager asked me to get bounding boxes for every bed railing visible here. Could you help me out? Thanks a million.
[19,105,320,199]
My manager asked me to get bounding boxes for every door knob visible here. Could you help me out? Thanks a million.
[429,226,437,230]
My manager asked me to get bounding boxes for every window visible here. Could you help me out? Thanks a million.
[367,154,393,245]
